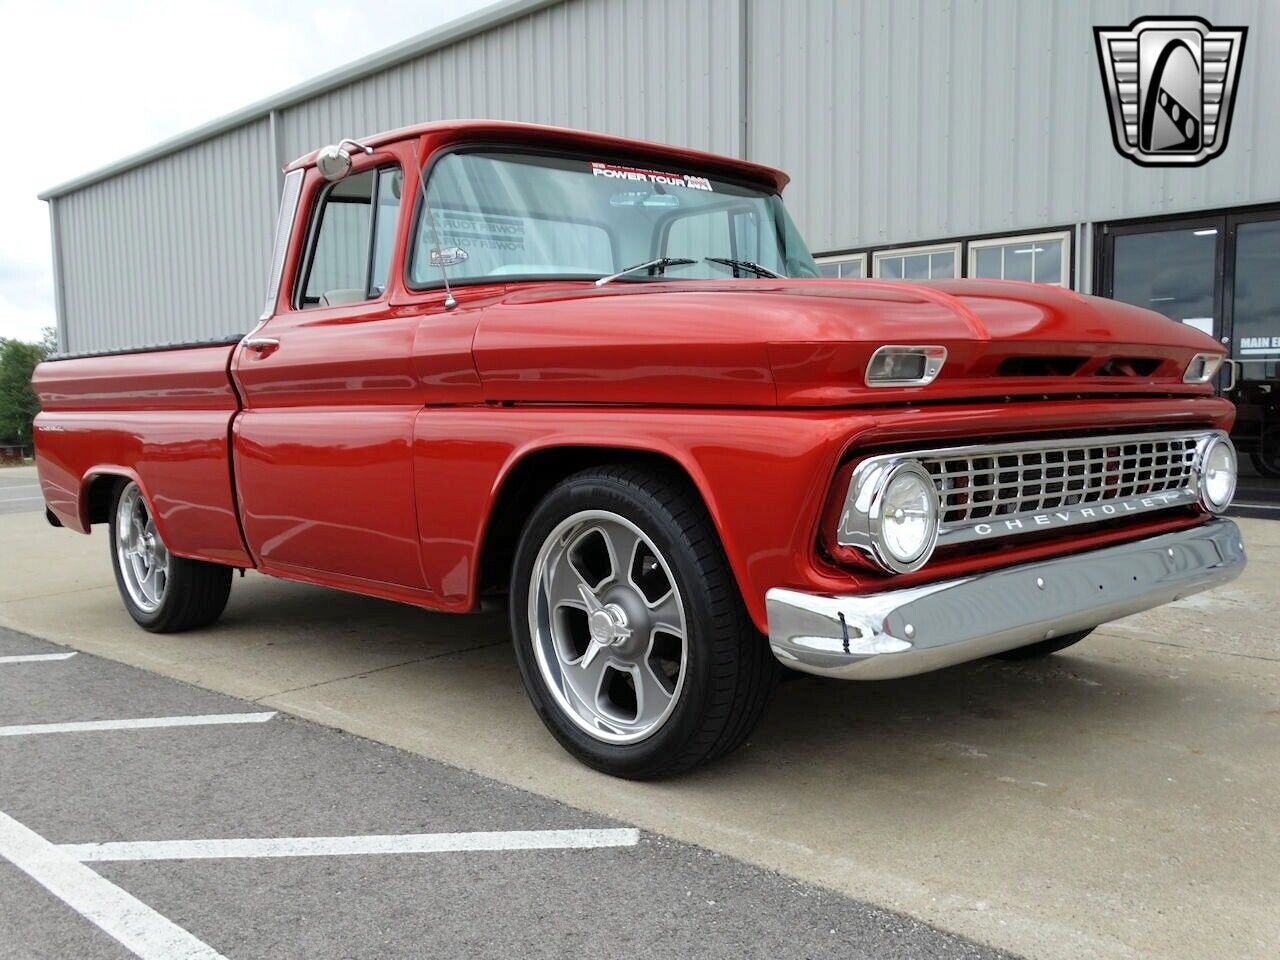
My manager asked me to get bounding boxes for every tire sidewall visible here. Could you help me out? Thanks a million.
[509,473,720,777]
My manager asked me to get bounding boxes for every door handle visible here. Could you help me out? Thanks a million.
[243,337,280,358]
[1221,358,1239,393]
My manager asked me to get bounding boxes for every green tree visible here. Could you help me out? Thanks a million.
[0,338,46,446]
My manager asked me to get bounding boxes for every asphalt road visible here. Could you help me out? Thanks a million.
[0,626,1009,960]
[0,466,41,516]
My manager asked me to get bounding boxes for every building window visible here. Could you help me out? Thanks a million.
[816,254,867,279]
[969,231,1071,286]
[873,243,960,280]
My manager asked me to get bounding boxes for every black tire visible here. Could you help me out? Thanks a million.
[1251,428,1280,477]
[108,480,232,633]
[995,628,1093,660]
[509,464,778,779]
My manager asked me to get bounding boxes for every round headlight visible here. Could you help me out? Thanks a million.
[872,462,940,572]
[1197,435,1237,513]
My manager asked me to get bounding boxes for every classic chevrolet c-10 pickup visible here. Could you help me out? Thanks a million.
[33,121,1245,777]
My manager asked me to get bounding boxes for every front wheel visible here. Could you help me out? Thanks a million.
[510,465,776,779]
[109,480,232,633]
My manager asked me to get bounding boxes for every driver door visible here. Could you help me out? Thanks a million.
[232,148,432,595]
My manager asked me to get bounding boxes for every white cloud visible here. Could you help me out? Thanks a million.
[0,0,497,344]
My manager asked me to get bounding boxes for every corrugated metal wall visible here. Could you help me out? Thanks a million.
[279,0,743,164]
[53,120,276,354]
[751,0,1280,253]
[47,0,1280,353]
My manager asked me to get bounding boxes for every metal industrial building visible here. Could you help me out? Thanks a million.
[39,0,1280,503]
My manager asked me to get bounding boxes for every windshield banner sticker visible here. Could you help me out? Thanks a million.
[589,161,713,192]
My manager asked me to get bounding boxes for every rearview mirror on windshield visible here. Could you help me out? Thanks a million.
[610,191,680,208]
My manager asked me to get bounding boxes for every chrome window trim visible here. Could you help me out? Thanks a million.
[837,429,1228,553]
[259,168,304,321]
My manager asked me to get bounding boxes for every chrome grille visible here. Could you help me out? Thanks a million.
[838,430,1218,551]
[922,433,1200,526]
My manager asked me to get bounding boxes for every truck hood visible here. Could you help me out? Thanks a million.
[471,278,1224,407]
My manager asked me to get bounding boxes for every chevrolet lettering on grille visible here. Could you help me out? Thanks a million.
[967,488,1195,539]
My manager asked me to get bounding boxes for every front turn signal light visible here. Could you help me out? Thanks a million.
[1183,353,1223,383]
[865,345,947,387]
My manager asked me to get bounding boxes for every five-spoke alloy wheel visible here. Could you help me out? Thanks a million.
[510,465,777,779]
[108,479,233,632]
[115,481,170,613]
[529,510,689,744]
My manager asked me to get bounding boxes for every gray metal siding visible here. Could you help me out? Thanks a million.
[750,0,1280,255]
[55,120,276,354]
[277,0,742,164]
[47,0,1280,352]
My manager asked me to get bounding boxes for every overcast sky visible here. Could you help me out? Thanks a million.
[0,0,497,344]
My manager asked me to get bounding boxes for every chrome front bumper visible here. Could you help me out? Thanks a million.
[766,519,1245,680]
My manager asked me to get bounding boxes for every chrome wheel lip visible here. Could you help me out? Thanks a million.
[528,509,689,746]
[114,482,169,614]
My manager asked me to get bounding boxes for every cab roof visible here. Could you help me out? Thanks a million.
[284,119,791,193]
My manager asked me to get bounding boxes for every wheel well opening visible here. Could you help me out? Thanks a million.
[477,447,699,598]
[85,474,124,525]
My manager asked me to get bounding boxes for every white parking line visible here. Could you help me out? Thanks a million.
[61,828,642,862]
[0,652,78,664]
[0,712,276,737]
[0,809,227,960]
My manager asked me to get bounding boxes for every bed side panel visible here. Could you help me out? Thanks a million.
[32,345,251,567]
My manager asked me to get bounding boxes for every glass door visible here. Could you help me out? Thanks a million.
[1100,210,1280,509]
[1102,216,1223,336]
[1224,214,1280,504]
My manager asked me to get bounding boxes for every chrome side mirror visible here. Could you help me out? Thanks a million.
[315,138,374,182]
[316,144,352,182]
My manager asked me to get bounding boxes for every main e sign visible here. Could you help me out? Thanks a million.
[1095,16,1247,167]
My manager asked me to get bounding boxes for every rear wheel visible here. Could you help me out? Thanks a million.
[995,628,1093,660]
[109,480,232,633]
[510,465,777,779]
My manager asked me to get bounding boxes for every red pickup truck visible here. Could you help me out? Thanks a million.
[33,121,1245,778]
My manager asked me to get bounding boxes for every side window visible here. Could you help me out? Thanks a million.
[298,166,402,309]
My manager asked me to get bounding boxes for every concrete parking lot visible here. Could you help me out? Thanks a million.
[1,495,1277,960]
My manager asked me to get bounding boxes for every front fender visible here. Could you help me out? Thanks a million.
[411,407,859,632]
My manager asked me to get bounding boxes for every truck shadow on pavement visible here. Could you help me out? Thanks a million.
[208,571,1199,799]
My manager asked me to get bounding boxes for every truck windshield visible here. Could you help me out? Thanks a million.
[408,150,820,286]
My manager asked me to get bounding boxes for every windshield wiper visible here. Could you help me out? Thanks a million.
[704,257,785,279]
[594,257,697,287]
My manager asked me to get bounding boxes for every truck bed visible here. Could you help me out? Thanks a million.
[32,343,252,567]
